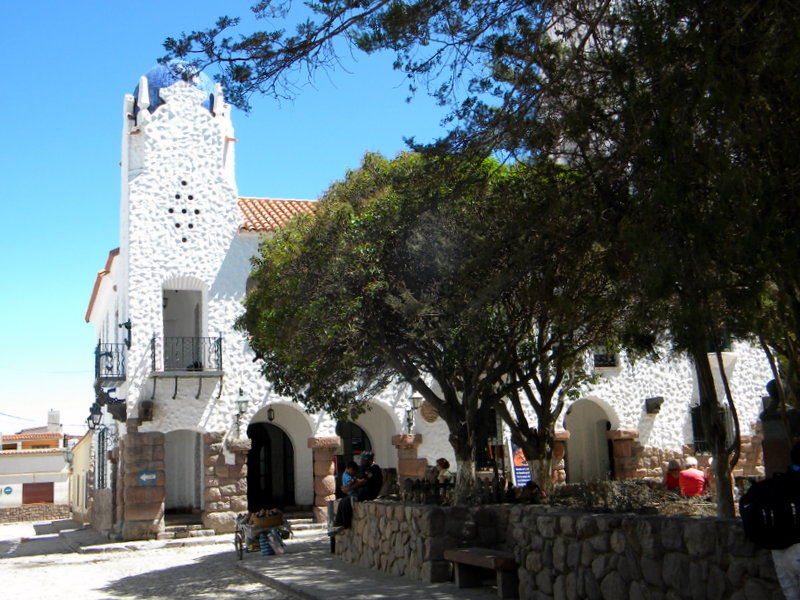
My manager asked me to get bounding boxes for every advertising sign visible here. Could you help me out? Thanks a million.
[509,441,531,487]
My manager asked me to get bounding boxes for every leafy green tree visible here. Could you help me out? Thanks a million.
[525,0,799,516]
[238,152,624,499]
[172,0,800,515]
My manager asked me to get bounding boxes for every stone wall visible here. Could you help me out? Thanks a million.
[0,504,71,523]
[202,433,249,533]
[336,501,781,599]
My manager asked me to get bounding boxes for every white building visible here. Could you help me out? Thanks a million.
[85,63,771,540]
[0,411,71,522]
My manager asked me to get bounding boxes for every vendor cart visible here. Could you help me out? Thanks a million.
[234,512,292,560]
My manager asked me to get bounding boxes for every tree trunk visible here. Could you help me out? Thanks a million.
[689,345,736,518]
[448,418,481,506]
[454,457,480,505]
[528,457,554,493]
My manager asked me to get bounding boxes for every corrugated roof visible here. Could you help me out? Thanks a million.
[238,197,316,232]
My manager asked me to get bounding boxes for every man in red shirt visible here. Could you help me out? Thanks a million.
[679,456,707,497]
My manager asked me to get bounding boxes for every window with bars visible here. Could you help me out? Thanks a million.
[690,405,734,453]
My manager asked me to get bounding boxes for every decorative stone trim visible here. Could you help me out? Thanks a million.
[308,436,341,522]
[307,436,341,450]
[202,431,246,534]
[391,434,423,448]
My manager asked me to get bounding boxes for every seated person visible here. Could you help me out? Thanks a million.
[679,456,707,497]
[340,461,359,496]
[435,458,453,483]
[664,460,681,492]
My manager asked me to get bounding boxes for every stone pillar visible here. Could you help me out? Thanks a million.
[121,431,165,540]
[552,431,570,483]
[607,429,639,480]
[201,433,250,534]
[308,436,340,523]
[392,434,427,482]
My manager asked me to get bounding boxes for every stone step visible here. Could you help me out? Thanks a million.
[288,520,327,531]
[158,526,216,540]
[164,524,205,532]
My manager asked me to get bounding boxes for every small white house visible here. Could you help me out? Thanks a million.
[0,411,71,522]
[85,63,772,540]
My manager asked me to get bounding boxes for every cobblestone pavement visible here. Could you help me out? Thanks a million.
[0,523,292,600]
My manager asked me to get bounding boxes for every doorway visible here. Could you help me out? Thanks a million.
[165,430,203,518]
[247,422,295,511]
[564,400,613,482]
[334,422,373,498]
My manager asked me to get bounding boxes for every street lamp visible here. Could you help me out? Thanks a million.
[406,394,423,433]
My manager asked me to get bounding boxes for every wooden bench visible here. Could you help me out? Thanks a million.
[443,547,519,599]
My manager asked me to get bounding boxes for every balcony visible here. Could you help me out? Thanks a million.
[95,343,126,382]
[151,336,223,373]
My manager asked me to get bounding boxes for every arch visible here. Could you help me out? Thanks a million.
[164,429,203,517]
[334,422,373,498]
[351,401,400,470]
[246,422,295,510]
[248,403,314,508]
[161,275,208,292]
[564,399,613,483]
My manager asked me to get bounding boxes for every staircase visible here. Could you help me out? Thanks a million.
[285,513,328,538]
[157,523,217,540]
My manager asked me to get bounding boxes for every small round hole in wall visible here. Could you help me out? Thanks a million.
[194,209,200,215]
[182,237,187,242]
[188,223,194,229]
[175,194,181,199]
[188,195,194,200]
[175,223,181,228]
[168,208,174,213]
[181,180,187,186]
[182,209,187,214]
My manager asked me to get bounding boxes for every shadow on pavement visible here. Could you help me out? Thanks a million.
[99,547,278,600]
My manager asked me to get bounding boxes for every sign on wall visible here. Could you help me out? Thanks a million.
[2,486,11,495]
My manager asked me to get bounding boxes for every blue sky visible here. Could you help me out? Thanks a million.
[0,2,450,434]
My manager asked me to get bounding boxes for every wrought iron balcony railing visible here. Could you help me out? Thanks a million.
[151,336,223,372]
[95,343,127,381]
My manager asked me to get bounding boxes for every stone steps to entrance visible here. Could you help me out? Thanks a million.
[157,524,217,540]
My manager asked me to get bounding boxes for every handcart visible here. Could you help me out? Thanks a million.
[234,511,292,560]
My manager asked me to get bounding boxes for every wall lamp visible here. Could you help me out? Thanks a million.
[87,402,103,430]
[267,407,275,422]
[236,389,249,436]
[406,394,423,433]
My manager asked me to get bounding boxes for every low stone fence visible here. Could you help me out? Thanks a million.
[335,501,782,599]
[0,504,71,524]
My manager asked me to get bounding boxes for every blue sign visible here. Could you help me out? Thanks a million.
[3,486,12,495]
[137,470,158,487]
[509,442,531,487]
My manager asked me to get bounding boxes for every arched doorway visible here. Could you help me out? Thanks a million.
[564,400,613,482]
[247,422,295,511]
[164,430,203,517]
[334,422,372,498]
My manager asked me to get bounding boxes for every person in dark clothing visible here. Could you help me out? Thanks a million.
[354,451,383,500]
[331,452,382,533]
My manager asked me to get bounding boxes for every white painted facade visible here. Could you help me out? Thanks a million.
[86,66,771,537]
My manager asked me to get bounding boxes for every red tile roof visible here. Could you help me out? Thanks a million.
[238,197,316,232]
[3,432,62,441]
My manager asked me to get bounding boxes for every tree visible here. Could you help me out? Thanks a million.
[172,0,800,515]
[238,151,624,500]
